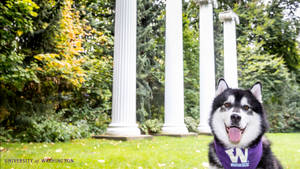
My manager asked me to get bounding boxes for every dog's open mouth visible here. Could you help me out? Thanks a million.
[225,125,246,144]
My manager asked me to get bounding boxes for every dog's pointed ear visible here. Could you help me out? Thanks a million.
[216,79,228,96]
[250,82,263,103]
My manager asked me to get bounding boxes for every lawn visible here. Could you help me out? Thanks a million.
[1,133,299,169]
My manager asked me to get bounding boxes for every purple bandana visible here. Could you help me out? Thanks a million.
[214,140,262,169]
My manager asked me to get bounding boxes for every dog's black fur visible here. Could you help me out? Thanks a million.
[208,79,283,169]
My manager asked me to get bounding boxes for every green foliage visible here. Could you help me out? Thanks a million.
[0,0,114,142]
[62,105,111,135]
[139,119,163,135]
[184,116,199,133]
[136,0,165,123]
[238,44,291,102]
[183,2,200,120]
[238,44,300,132]
[0,127,13,142]
[15,119,90,143]
[2,112,90,142]
[0,0,40,91]
[266,80,300,132]
[234,0,300,71]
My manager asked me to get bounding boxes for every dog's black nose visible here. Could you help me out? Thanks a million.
[231,114,241,124]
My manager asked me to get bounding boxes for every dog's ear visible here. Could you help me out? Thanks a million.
[216,78,228,96]
[250,82,262,103]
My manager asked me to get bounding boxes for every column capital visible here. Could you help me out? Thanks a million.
[196,0,218,8]
[219,10,239,24]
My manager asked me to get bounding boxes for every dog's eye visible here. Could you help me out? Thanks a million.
[224,103,232,108]
[242,105,250,111]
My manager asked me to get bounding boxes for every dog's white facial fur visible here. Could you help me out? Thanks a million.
[211,95,262,148]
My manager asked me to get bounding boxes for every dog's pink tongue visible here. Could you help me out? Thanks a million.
[228,127,242,143]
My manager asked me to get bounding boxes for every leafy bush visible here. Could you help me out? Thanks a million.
[184,116,199,133]
[0,0,114,142]
[238,44,300,132]
[0,127,13,142]
[12,115,90,143]
[139,119,163,135]
[266,81,300,132]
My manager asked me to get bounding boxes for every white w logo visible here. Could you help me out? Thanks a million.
[225,148,248,163]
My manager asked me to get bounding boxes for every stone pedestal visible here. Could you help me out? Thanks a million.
[197,0,218,134]
[93,135,152,141]
[106,0,140,136]
[219,10,239,88]
[162,0,188,135]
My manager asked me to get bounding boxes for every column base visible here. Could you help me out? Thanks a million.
[155,132,198,137]
[93,135,152,141]
[197,124,212,135]
[161,124,189,135]
[106,123,141,136]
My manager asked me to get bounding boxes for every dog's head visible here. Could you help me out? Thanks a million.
[209,79,268,148]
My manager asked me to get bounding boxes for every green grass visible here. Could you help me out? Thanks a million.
[1,133,300,169]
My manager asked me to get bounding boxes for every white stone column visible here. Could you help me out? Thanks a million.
[161,0,189,135]
[197,0,217,134]
[106,0,140,136]
[219,10,239,88]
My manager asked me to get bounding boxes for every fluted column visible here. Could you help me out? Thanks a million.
[197,0,217,134]
[161,0,188,134]
[219,10,239,88]
[106,0,140,136]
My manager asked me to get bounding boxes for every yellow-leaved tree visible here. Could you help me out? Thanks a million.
[34,0,86,88]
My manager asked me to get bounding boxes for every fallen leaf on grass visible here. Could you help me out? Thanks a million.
[98,160,105,163]
[0,147,7,152]
[158,163,166,167]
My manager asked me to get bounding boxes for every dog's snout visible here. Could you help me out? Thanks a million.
[231,114,241,124]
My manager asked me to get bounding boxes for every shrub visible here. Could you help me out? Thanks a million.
[0,127,13,142]
[14,117,90,142]
[139,119,163,135]
[266,81,300,132]
[184,116,199,133]
[238,44,300,132]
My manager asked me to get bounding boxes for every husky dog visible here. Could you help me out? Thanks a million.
[208,79,282,169]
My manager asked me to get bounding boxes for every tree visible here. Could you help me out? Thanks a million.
[136,0,165,126]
